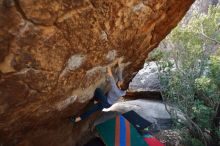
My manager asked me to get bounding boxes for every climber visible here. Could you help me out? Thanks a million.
[70,59,126,123]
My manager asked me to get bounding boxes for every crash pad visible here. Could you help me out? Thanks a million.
[96,115,149,146]
[144,134,164,146]
[122,110,152,133]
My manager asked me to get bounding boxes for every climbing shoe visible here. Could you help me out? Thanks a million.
[69,116,76,124]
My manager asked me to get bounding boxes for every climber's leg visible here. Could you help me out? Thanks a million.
[69,88,111,123]
[80,88,111,120]
[79,103,103,120]
[93,88,105,100]
[93,88,111,108]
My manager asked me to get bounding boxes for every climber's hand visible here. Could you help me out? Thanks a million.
[117,58,123,67]
[107,66,113,77]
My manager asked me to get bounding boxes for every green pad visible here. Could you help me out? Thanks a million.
[96,115,148,146]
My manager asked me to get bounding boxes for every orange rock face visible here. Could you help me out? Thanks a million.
[0,0,194,145]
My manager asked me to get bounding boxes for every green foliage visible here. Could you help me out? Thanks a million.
[148,49,164,61]
[155,4,220,146]
[190,138,205,146]
[209,55,220,89]
[180,128,205,146]
[192,100,214,130]
[217,129,220,139]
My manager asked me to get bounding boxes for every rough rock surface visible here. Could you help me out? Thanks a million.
[0,0,194,145]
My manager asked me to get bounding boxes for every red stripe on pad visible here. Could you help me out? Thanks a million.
[144,137,165,146]
[125,119,131,146]
[115,116,120,146]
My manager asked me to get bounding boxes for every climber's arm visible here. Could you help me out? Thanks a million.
[107,66,118,89]
[117,66,123,81]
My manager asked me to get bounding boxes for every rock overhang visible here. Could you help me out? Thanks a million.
[0,0,194,145]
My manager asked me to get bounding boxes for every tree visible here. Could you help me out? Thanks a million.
[152,4,220,146]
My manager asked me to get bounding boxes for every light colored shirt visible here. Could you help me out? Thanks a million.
[107,67,126,105]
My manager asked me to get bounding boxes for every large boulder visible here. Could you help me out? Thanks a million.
[0,0,194,145]
[101,99,171,125]
[129,61,160,91]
